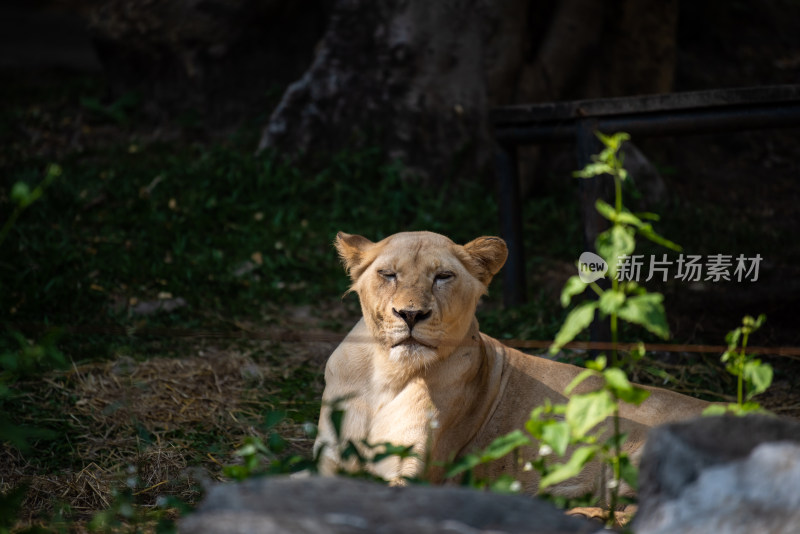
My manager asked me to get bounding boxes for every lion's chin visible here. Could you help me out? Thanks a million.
[388,342,438,368]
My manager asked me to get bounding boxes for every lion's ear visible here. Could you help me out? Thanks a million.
[335,231,375,281]
[463,236,508,285]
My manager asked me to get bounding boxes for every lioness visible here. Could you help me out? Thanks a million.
[315,230,707,498]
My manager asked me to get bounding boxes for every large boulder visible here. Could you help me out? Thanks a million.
[634,414,800,534]
[179,476,599,534]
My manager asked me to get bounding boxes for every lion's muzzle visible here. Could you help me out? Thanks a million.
[392,307,432,330]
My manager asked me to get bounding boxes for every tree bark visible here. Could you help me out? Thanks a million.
[515,0,679,196]
[258,0,513,184]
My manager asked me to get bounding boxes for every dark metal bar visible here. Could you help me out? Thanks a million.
[491,85,800,126]
[495,143,526,307]
[491,86,800,310]
[495,103,800,144]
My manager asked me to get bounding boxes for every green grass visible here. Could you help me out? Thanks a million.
[0,72,584,359]
[1,145,507,348]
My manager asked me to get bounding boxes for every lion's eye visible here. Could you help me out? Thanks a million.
[434,271,454,282]
[378,270,397,281]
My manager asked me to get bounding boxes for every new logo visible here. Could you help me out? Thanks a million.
[578,252,608,283]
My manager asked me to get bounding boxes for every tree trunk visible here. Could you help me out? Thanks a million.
[258,0,518,184]
[516,0,679,197]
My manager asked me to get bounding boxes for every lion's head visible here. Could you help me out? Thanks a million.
[335,231,508,370]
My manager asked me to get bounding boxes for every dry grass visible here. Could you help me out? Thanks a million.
[1,330,334,531]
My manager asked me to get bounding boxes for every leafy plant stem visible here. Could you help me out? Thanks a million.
[1,164,60,247]
[703,314,770,416]
[614,167,623,214]
[610,310,619,368]
[607,157,623,524]
[738,330,750,405]
[609,161,623,368]
[609,404,621,526]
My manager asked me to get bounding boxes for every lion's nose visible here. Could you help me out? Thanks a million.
[392,308,432,330]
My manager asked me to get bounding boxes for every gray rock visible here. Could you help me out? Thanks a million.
[179,476,600,534]
[634,415,800,534]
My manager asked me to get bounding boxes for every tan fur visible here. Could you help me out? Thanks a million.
[314,231,708,497]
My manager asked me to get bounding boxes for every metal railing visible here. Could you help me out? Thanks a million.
[492,85,800,307]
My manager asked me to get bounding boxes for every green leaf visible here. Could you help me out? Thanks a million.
[702,404,729,416]
[713,402,770,416]
[614,211,645,227]
[598,289,626,315]
[340,441,365,463]
[330,408,345,442]
[488,474,523,494]
[561,275,589,308]
[541,421,571,457]
[743,360,773,398]
[603,430,629,451]
[725,327,742,348]
[539,445,598,489]
[267,433,287,454]
[595,131,630,152]
[566,390,616,437]
[596,225,635,273]
[445,431,529,478]
[585,355,607,372]
[629,341,646,362]
[10,182,30,205]
[637,223,682,252]
[549,302,598,354]
[617,292,670,339]
[373,443,416,463]
[573,162,613,178]
[634,211,660,221]
[262,410,288,429]
[603,367,632,393]
[598,147,615,163]
[445,453,481,478]
[725,362,742,376]
[619,386,650,406]
[222,464,250,481]
[525,401,561,439]
[0,416,57,450]
[594,199,617,221]
[480,430,530,462]
[604,368,650,405]
[595,200,644,228]
[619,454,639,491]
[735,402,769,414]
[720,348,735,363]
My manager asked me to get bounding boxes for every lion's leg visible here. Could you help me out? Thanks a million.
[367,390,435,482]
[314,394,372,475]
[372,453,426,484]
